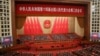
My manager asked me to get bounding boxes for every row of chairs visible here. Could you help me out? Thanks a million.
[72,44,100,56]
[51,34,67,41]
[17,34,79,44]
[1,44,100,56]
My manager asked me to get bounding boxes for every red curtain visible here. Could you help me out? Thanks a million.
[52,17,68,34]
[24,17,43,35]
[24,17,68,35]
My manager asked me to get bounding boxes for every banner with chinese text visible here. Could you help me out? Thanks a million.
[16,4,85,16]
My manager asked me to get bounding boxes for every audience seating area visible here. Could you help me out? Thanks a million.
[2,34,99,56]
[1,44,100,56]
[15,33,81,51]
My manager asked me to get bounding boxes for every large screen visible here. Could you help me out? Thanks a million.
[1,36,13,48]
[90,33,100,41]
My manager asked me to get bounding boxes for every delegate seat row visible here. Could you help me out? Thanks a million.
[1,44,100,56]
[17,33,80,44]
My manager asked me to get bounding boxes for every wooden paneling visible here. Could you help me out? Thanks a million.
[11,0,16,45]
[77,17,84,28]
[15,0,90,4]
[16,16,26,29]
[84,4,90,40]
